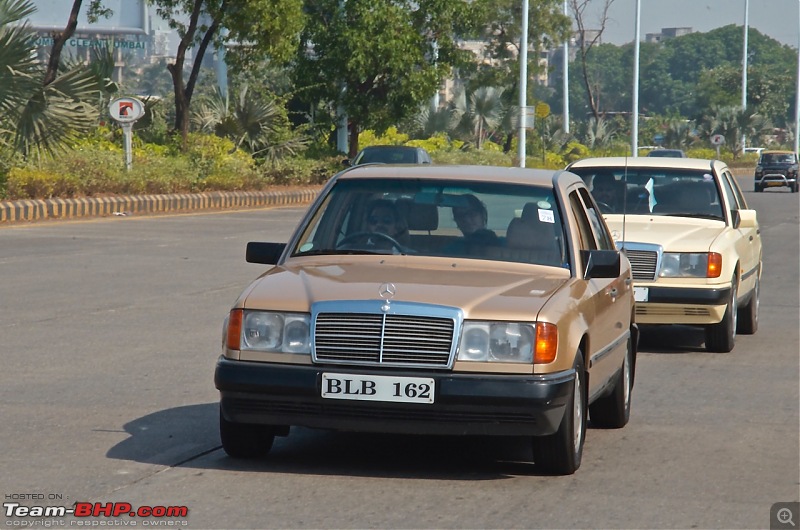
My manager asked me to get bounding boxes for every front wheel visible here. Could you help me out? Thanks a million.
[220,407,276,459]
[589,339,633,428]
[754,184,762,192]
[532,355,586,475]
[737,274,759,335]
[705,277,737,353]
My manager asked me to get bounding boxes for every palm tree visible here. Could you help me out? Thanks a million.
[450,86,505,150]
[0,0,100,159]
[192,85,308,163]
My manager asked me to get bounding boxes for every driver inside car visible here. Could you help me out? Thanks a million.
[591,172,622,213]
[363,199,409,250]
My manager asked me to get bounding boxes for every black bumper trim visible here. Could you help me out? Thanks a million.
[214,357,574,436]
[645,286,730,305]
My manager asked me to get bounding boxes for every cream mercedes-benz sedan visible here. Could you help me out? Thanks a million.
[568,157,762,353]
[215,165,637,475]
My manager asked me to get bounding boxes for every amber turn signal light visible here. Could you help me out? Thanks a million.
[707,252,722,278]
[534,322,558,364]
[226,309,243,350]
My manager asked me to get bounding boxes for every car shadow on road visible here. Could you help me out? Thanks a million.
[637,324,707,353]
[107,403,584,479]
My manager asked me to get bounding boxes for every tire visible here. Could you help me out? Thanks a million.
[754,184,762,192]
[792,182,798,193]
[220,407,276,459]
[532,355,586,475]
[589,339,633,428]
[705,277,737,353]
[737,274,759,335]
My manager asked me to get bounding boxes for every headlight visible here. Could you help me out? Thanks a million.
[458,322,535,363]
[755,165,763,173]
[226,309,311,353]
[659,252,722,278]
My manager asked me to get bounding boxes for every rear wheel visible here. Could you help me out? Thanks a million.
[589,339,633,428]
[705,277,737,353]
[532,355,586,475]
[737,274,759,335]
[220,407,276,459]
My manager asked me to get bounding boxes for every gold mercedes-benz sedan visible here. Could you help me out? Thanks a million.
[215,165,637,475]
[568,157,762,353]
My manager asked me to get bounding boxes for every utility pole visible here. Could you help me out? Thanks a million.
[563,0,569,134]
[518,0,529,167]
[742,0,749,153]
[631,0,641,157]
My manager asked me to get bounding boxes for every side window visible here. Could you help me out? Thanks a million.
[722,170,747,210]
[578,188,615,250]
[568,191,597,251]
[718,171,740,212]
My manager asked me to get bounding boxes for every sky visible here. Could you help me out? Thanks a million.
[585,0,798,48]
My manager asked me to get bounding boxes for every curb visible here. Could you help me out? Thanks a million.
[0,188,323,224]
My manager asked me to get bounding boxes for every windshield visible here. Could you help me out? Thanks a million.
[759,153,796,165]
[292,178,568,268]
[570,167,725,220]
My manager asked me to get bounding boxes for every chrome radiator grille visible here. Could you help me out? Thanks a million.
[314,312,455,367]
[624,249,659,280]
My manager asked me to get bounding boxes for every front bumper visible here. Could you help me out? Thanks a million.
[215,357,575,436]
[634,285,730,325]
[756,173,797,188]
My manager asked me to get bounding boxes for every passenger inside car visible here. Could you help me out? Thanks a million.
[446,194,499,254]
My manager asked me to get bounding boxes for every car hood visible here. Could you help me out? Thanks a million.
[239,256,570,321]
[603,215,725,252]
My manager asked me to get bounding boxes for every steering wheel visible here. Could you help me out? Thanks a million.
[596,201,614,214]
[336,231,408,253]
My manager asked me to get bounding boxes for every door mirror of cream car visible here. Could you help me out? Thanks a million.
[246,242,286,264]
[732,209,758,230]
[581,249,621,279]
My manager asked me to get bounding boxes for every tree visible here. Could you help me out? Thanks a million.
[293,0,481,157]
[149,0,304,149]
[192,84,308,162]
[0,0,100,159]
[42,0,111,86]
[570,0,616,120]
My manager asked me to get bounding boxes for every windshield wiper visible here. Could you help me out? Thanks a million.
[294,248,391,256]
[663,213,723,220]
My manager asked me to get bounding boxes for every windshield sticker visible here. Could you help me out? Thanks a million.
[538,209,555,223]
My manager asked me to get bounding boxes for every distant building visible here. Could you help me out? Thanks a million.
[646,27,693,44]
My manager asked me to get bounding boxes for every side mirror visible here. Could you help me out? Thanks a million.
[581,249,621,279]
[246,242,286,265]
[342,159,352,167]
[732,209,758,229]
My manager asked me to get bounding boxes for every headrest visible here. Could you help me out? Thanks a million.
[396,200,438,231]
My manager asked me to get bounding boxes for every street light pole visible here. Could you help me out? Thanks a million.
[742,0,749,152]
[563,0,569,134]
[795,0,799,158]
[518,0,529,167]
[631,0,641,156]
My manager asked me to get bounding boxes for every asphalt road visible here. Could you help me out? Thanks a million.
[1,181,798,529]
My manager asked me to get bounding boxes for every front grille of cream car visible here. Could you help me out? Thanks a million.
[636,306,711,317]
[311,301,460,368]
[621,243,662,281]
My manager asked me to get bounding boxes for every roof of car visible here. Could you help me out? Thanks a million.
[337,164,568,187]
[569,156,722,171]
[360,145,421,151]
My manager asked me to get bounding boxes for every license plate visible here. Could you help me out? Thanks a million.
[767,181,784,187]
[321,373,435,404]
[634,287,649,302]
